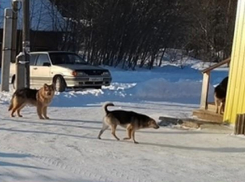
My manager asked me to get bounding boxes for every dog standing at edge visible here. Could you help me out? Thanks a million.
[98,103,160,144]
[214,76,228,114]
[8,83,55,119]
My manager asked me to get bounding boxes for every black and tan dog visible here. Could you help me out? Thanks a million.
[8,83,55,119]
[98,103,160,144]
[214,76,228,114]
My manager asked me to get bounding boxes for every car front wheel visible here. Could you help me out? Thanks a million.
[53,76,66,92]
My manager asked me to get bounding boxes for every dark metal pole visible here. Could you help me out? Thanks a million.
[11,1,18,64]
[0,8,12,91]
[12,0,25,90]
[22,0,30,88]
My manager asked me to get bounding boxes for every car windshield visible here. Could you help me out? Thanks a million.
[49,53,87,65]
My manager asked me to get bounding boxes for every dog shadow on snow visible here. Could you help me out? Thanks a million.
[2,123,244,154]
[3,118,244,154]
[0,152,30,158]
[100,138,245,153]
[4,118,102,130]
[0,161,47,170]
[138,141,245,153]
[0,127,96,141]
[0,152,47,170]
[50,118,102,124]
[3,117,222,135]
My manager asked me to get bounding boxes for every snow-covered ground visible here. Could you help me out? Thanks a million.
[1,59,244,182]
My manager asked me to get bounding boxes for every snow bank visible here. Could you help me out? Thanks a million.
[0,91,12,105]
[132,78,214,104]
[191,61,229,71]
[0,78,214,107]
[0,57,227,107]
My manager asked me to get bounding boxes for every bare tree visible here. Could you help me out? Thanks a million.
[49,0,237,68]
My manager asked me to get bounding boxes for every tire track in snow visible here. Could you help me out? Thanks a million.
[65,144,151,182]
[0,145,149,182]
[0,145,109,181]
[0,116,153,182]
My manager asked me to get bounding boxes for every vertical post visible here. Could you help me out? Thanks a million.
[14,0,25,90]
[241,114,245,134]
[23,0,30,88]
[12,1,23,90]
[235,114,241,134]
[11,1,18,64]
[15,52,25,90]
[1,9,13,91]
[200,72,210,109]
[235,114,245,135]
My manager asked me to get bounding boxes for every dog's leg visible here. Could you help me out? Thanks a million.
[123,125,132,140]
[98,122,109,139]
[37,104,44,119]
[10,106,16,117]
[214,97,219,114]
[131,130,138,144]
[11,103,22,117]
[10,107,16,117]
[222,101,226,114]
[111,124,120,141]
[219,102,224,115]
[43,106,49,119]
[16,104,25,117]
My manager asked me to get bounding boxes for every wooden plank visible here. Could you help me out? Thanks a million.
[207,103,216,112]
[193,109,223,123]
[200,72,210,109]
[235,114,241,134]
[241,114,245,134]
[201,57,231,73]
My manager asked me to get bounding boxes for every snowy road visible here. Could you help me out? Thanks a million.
[1,102,245,182]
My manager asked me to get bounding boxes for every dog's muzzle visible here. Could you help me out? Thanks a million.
[154,125,160,129]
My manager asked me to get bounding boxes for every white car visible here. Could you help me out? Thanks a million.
[9,51,112,92]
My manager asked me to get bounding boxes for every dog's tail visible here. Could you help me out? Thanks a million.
[103,102,114,114]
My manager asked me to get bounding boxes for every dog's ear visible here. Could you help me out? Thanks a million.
[43,83,48,88]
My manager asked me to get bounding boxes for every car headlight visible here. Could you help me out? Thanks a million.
[102,71,110,76]
[72,71,88,77]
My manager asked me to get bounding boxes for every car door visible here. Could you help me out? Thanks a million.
[31,53,52,89]
[29,54,38,86]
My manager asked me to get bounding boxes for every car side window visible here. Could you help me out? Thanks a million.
[30,54,38,65]
[35,54,50,66]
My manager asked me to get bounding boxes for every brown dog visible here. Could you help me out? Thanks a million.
[8,83,55,119]
[98,103,160,144]
[214,76,228,114]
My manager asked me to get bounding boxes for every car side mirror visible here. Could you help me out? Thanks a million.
[43,62,51,66]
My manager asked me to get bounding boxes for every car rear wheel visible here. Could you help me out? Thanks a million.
[53,76,66,92]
